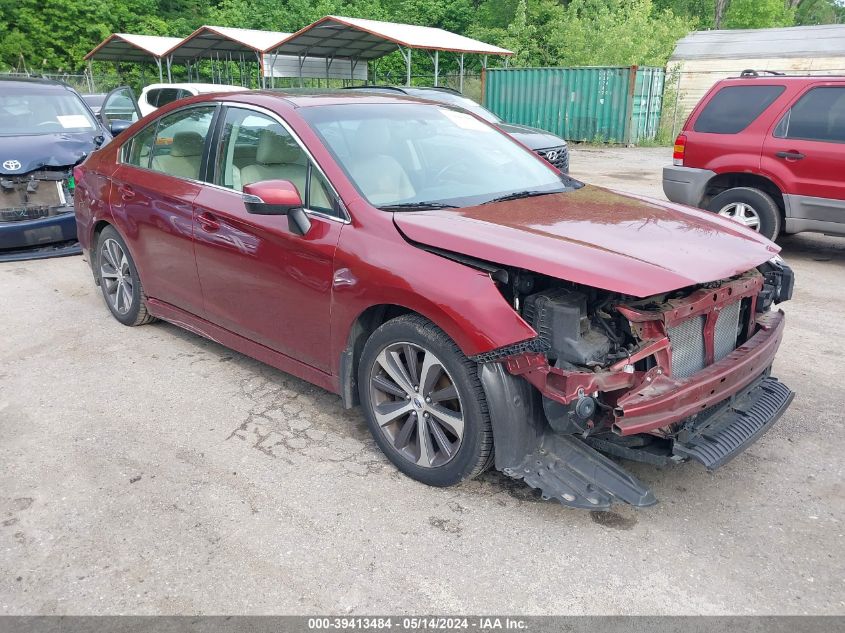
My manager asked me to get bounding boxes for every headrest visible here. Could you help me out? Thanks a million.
[256,128,302,164]
[355,120,391,154]
[169,131,204,157]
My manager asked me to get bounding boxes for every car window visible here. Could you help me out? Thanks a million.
[124,123,156,168]
[0,85,98,136]
[147,88,181,108]
[774,86,845,143]
[694,85,785,134]
[148,106,216,181]
[302,103,575,209]
[215,107,336,215]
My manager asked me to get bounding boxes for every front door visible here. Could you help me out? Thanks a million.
[192,106,344,372]
[110,105,217,316]
[99,86,141,128]
[762,83,845,226]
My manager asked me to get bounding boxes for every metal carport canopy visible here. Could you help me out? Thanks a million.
[265,15,513,86]
[162,26,292,86]
[84,33,182,81]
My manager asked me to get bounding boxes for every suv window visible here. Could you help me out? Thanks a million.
[694,85,785,134]
[214,107,335,214]
[774,86,845,143]
[149,106,216,181]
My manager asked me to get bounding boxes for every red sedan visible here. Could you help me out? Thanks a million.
[74,91,795,509]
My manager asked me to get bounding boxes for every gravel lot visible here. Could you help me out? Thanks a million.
[1,146,843,615]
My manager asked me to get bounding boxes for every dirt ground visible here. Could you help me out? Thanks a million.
[1,146,843,615]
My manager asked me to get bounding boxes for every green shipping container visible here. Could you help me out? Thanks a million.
[483,66,665,145]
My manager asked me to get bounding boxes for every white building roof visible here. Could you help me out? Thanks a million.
[671,24,845,61]
[85,33,183,61]
[164,25,292,60]
[267,15,512,58]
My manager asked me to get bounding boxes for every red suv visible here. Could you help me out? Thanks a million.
[75,91,794,510]
[663,71,845,240]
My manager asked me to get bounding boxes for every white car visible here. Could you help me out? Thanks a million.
[138,83,245,116]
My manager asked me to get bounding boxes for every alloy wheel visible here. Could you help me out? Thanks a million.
[368,342,465,468]
[717,202,761,231]
[100,238,134,315]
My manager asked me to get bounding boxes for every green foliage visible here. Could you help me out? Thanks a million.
[722,0,795,29]
[795,0,845,25]
[2,0,844,75]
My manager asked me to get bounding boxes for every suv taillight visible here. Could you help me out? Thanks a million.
[673,134,686,166]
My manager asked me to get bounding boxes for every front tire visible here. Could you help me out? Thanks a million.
[706,186,781,240]
[96,226,155,326]
[358,314,493,487]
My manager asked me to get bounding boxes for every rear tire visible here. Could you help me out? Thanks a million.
[706,187,781,241]
[358,314,493,487]
[96,226,155,327]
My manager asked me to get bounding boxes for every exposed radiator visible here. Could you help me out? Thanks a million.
[668,301,742,379]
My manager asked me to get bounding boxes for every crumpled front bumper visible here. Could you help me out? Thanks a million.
[613,310,787,435]
[0,206,80,262]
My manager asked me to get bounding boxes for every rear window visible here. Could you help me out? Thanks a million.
[694,85,785,134]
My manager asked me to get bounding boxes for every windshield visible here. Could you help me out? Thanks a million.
[0,84,99,136]
[407,90,501,124]
[302,103,578,209]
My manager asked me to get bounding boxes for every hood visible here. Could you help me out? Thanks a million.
[497,122,567,151]
[0,132,103,175]
[393,185,780,298]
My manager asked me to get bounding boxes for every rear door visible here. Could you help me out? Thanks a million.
[191,105,344,372]
[761,82,845,225]
[109,104,217,316]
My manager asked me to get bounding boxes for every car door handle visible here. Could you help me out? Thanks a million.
[118,185,135,200]
[196,212,220,232]
[775,151,805,161]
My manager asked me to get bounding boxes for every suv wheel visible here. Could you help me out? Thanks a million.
[706,187,781,240]
[358,314,493,487]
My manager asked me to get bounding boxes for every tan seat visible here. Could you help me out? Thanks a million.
[152,131,204,180]
[240,129,330,209]
[347,120,415,205]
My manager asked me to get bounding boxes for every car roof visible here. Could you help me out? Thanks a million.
[0,76,71,89]
[216,90,446,109]
[345,85,463,96]
[718,73,845,84]
[141,82,245,93]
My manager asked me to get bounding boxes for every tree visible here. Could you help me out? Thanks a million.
[722,0,795,28]
[794,0,845,24]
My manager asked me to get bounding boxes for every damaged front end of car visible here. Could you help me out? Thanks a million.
[476,258,795,510]
[0,166,82,262]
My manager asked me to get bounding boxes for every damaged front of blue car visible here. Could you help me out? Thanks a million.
[0,77,112,262]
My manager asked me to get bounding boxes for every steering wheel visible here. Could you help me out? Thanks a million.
[434,160,471,183]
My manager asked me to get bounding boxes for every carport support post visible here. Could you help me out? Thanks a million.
[156,58,163,83]
[398,46,412,86]
[458,54,464,93]
[433,50,439,87]
[256,51,265,89]
[166,56,172,82]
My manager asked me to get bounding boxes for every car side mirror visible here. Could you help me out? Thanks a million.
[109,119,133,136]
[242,179,311,236]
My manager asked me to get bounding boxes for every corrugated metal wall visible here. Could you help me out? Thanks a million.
[483,66,665,144]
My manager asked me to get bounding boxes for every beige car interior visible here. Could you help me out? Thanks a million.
[229,127,331,210]
[347,120,416,205]
[151,131,204,180]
